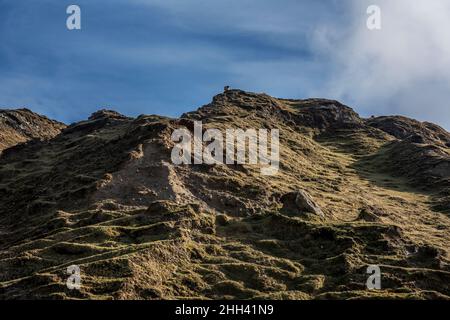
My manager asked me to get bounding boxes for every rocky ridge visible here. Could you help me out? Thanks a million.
[0,90,449,299]
[0,108,65,153]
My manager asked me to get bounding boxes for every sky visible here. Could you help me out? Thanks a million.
[0,0,449,130]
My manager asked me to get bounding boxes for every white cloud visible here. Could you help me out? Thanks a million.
[315,0,450,129]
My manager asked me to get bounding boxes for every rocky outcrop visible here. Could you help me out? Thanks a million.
[366,115,450,147]
[183,90,364,131]
[0,108,66,152]
[88,109,131,121]
[288,99,364,130]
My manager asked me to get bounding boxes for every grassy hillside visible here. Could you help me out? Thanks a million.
[0,90,449,299]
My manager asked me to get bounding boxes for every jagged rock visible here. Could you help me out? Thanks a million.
[0,108,65,152]
[290,99,364,130]
[63,109,130,135]
[280,189,324,217]
[366,115,450,148]
[88,109,129,120]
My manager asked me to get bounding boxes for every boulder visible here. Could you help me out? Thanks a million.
[357,205,387,222]
[280,189,324,217]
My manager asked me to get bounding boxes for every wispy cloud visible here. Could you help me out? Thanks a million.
[313,0,450,128]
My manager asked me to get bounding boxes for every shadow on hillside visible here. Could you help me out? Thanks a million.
[356,144,436,190]
[350,144,450,215]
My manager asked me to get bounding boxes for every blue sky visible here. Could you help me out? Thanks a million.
[0,0,449,129]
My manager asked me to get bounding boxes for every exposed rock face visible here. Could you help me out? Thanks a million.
[287,98,364,130]
[0,108,66,152]
[0,90,449,300]
[88,109,131,121]
[366,116,450,147]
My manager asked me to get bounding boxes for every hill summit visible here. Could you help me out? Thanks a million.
[0,90,449,299]
[0,108,65,153]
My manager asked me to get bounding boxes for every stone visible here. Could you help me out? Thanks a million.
[280,189,324,217]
